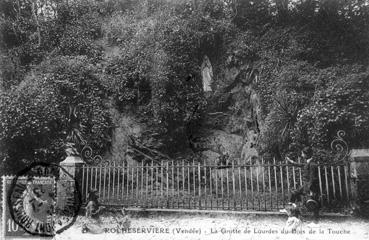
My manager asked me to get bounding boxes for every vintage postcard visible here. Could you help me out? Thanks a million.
[1,0,369,239]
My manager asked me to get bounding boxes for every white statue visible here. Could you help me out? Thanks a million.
[201,55,213,92]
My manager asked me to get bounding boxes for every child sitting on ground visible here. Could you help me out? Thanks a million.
[279,203,302,231]
[83,189,105,234]
[85,189,105,218]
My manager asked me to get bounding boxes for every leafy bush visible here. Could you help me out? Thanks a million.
[294,69,369,150]
[0,56,111,173]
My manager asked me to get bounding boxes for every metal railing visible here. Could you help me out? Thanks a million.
[80,158,351,212]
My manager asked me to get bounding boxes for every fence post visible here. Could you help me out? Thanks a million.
[57,154,85,211]
[349,149,369,216]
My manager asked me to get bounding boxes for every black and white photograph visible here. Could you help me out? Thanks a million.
[0,0,369,239]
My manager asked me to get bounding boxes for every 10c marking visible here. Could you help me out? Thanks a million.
[7,219,19,232]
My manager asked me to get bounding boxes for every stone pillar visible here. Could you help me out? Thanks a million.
[57,155,85,210]
[350,149,369,216]
[59,155,85,179]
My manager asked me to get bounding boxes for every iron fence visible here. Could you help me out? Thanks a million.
[80,158,351,212]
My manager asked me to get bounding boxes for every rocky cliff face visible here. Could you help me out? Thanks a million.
[108,56,263,166]
[189,57,263,166]
[105,108,142,165]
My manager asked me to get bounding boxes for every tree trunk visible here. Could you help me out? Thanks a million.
[31,2,42,47]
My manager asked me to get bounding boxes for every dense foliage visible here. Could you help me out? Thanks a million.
[1,0,369,173]
[0,56,111,172]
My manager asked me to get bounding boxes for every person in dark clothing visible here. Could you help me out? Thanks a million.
[286,147,320,222]
[217,152,230,167]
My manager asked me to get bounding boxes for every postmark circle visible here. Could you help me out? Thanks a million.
[7,162,82,237]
